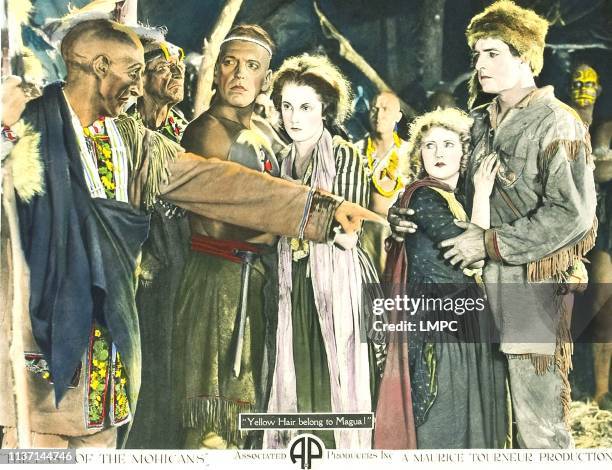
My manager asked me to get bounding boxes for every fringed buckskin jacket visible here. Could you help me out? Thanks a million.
[465,86,597,358]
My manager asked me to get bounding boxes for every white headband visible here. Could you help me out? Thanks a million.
[220,36,272,56]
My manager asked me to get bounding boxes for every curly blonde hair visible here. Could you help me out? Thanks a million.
[405,107,473,178]
[271,54,352,126]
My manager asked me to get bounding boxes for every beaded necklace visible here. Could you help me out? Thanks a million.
[83,118,116,199]
[366,132,404,197]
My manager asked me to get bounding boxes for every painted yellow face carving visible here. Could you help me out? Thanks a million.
[571,65,600,107]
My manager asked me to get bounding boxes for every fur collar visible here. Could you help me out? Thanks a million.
[8,120,44,201]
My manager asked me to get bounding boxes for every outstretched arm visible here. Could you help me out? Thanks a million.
[123,118,385,242]
[160,152,384,242]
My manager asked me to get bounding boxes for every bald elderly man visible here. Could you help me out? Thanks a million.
[0,19,380,448]
[356,91,420,275]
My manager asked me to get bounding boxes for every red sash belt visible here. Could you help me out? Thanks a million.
[190,233,264,264]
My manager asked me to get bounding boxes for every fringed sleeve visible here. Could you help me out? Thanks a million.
[490,107,598,281]
[115,115,183,212]
[116,115,340,241]
[158,152,338,242]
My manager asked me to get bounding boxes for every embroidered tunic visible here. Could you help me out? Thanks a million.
[65,102,133,428]
[465,86,597,356]
[0,82,341,439]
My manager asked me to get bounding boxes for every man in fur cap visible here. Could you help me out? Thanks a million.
[442,0,596,448]
[391,1,597,448]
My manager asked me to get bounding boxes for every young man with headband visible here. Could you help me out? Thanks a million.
[174,24,286,449]
[0,19,379,449]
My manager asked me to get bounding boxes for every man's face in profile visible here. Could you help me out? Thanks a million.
[96,41,145,116]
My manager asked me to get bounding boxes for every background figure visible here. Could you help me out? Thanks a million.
[569,63,601,128]
[356,91,420,276]
[571,64,612,409]
[591,112,612,407]
[125,37,189,450]
[266,53,379,450]
[591,124,612,407]
[427,86,458,111]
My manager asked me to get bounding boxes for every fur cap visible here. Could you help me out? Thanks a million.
[466,1,549,76]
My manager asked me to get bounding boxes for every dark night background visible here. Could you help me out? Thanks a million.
[10,0,611,406]
[29,0,612,127]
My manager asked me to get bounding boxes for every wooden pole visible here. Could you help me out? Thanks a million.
[419,0,446,90]
[2,0,32,448]
[3,167,32,449]
[193,0,244,116]
[313,1,416,119]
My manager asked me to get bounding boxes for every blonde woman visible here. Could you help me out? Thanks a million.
[375,108,508,449]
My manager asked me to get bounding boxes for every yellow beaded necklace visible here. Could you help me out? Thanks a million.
[83,119,116,199]
[366,132,404,197]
